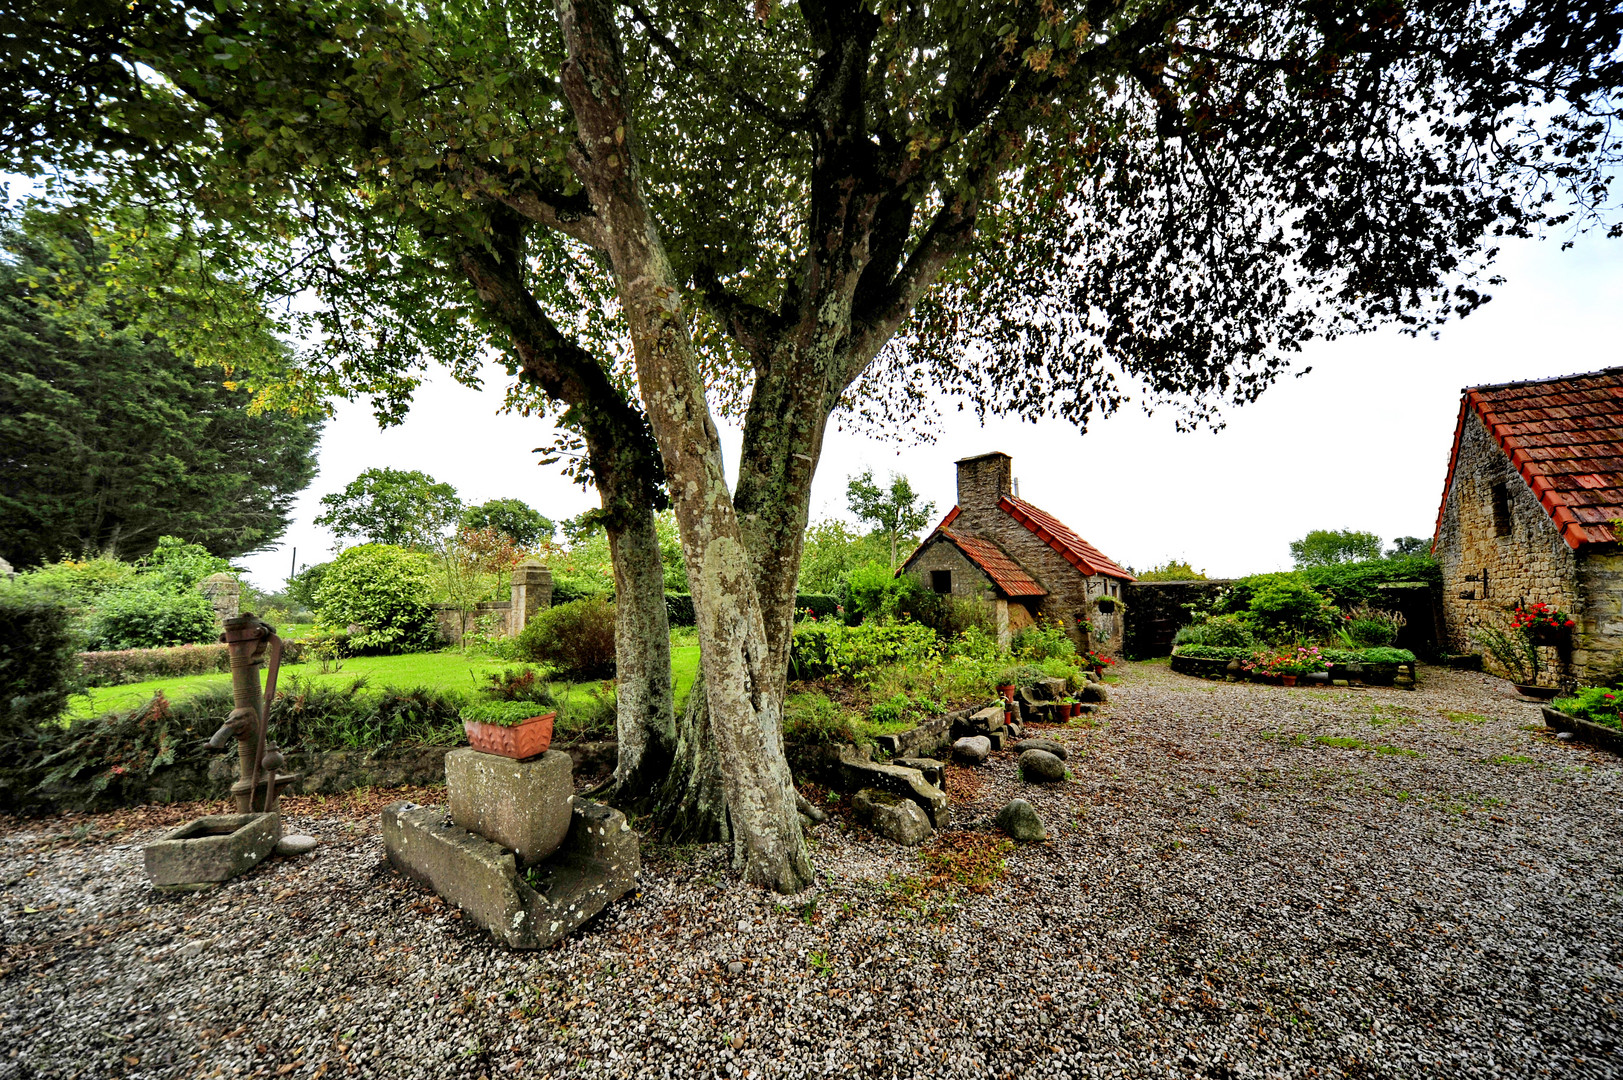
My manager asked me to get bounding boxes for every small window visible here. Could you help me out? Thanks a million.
[1490,482,1512,537]
[931,569,952,594]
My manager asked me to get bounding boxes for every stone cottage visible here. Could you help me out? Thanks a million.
[1432,367,1623,685]
[898,452,1135,653]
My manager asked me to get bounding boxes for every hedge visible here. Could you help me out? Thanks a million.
[77,641,306,687]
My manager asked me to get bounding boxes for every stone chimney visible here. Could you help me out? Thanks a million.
[955,452,1013,530]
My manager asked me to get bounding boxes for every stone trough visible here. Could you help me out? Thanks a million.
[144,812,280,890]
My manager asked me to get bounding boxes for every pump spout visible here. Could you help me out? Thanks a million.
[207,707,257,751]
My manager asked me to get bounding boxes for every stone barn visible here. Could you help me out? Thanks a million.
[899,452,1134,653]
[1432,367,1623,685]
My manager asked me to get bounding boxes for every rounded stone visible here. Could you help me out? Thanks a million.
[1014,737,1067,760]
[1018,748,1066,784]
[274,834,319,857]
[995,799,1047,842]
[952,736,991,765]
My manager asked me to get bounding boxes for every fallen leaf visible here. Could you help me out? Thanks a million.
[22,907,39,914]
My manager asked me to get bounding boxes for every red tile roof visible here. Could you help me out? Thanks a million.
[999,496,1136,580]
[939,529,1048,597]
[1434,366,1623,549]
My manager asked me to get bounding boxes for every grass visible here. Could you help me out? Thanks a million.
[70,642,702,722]
[1445,711,1493,724]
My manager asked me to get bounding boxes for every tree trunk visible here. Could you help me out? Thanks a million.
[453,225,676,813]
[603,495,675,805]
[648,671,729,843]
[556,0,813,893]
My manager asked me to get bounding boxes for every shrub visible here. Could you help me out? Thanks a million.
[286,561,332,613]
[32,690,210,810]
[783,692,861,745]
[1552,686,1622,729]
[665,593,696,627]
[516,597,617,678]
[796,593,841,621]
[313,544,439,654]
[479,665,558,705]
[460,700,551,726]
[1357,647,1416,665]
[1244,579,1340,642]
[1172,614,1254,649]
[843,562,915,622]
[82,586,220,650]
[790,618,939,680]
[1011,618,1077,663]
[1170,644,1251,661]
[13,556,137,601]
[79,644,228,685]
[0,591,81,732]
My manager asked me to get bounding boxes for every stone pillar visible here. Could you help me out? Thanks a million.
[199,573,241,622]
[510,559,553,636]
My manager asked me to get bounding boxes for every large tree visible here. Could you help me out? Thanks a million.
[7,0,1620,890]
[314,467,463,549]
[0,211,323,568]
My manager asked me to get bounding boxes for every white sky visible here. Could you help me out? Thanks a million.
[239,229,1623,590]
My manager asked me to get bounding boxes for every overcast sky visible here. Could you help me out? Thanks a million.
[240,229,1623,591]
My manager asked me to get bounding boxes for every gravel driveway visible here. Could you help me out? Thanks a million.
[3,662,1620,1080]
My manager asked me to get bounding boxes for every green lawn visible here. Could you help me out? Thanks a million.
[70,643,702,720]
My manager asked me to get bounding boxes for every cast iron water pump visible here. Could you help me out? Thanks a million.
[207,612,293,813]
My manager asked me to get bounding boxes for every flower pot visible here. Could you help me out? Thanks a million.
[1281,674,1298,687]
[1515,684,1559,701]
[1092,666,1105,679]
[464,711,556,760]
[997,684,1016,703]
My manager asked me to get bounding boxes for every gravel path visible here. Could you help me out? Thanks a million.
[3,663,1621,1080]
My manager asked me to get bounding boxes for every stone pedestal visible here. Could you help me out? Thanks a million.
[382,800,637,949]
[446,748,573,866]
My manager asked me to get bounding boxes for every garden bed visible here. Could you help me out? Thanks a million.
[1171,646,1418,688]
[1541,706,1623,755]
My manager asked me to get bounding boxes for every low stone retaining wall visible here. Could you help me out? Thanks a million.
[1541,706,1623,755]
[31,740,622,813]
[1170,652,1418,689]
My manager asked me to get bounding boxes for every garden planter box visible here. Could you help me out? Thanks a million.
[1541,706,1623,755]
[463,712,556,760]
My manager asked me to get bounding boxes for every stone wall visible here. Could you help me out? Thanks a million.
[1123,580,1238,658]
[434,601,513,645]
[903,537,996,603]
[1578,550,1623,683]
[1436,411,1594,681]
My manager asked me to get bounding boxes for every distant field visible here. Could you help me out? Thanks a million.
[69,644,702,720]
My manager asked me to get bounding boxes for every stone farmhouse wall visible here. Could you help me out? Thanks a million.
[1436,411,1622,683]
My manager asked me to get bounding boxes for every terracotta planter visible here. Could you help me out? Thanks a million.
[1092,666,1105,679]
[1515,684,1559,701]
[1281,674,1298,687]
[997,684,1016,703]
[464,711,556,760]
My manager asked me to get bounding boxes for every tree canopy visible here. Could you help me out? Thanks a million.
[460,498,555,547]
[314,468,463,550]
[846,470,935,570]
[1290,529,1387,568]
[0,212,323,568]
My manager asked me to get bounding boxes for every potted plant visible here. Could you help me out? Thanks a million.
[1474,624,1547,696]
[460,700,557,759]
[996,680,1016,703]
[1081,651,1115,678]
[1512,602,1576,646]
[1276,646,1329,687]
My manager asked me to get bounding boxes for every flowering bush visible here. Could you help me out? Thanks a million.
[1081,651,1116,669]
[1511,602,1576,633]
[1242,646,1330,677]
